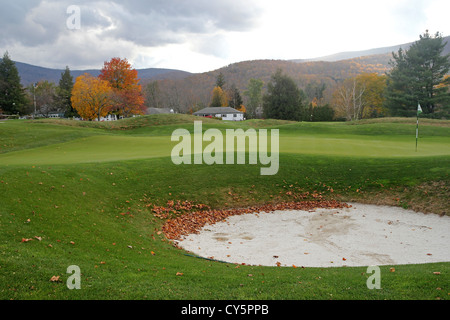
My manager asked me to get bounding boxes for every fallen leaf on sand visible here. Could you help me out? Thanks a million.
[159,200,351,242]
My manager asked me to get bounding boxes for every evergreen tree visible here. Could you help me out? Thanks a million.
[385,31,450,116]
[215,72,225,89]
[0,52,27,115]
[56,66,76,117]
[228,84,243,109]
[263,69,306,121]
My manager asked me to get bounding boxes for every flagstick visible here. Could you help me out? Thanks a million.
[416,103,422,152]
[415,114,419,152]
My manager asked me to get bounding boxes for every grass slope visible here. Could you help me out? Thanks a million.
[0,115,448,300]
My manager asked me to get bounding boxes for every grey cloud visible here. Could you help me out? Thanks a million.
[0,1,95,47]
[118,0,261,31]
[0,0,262,47]
[0,0,263,69]
[92,0,262,46]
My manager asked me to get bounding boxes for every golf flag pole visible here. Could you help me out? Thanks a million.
[416,103,422,152]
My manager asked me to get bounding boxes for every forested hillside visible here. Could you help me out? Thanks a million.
[145,53,392,113]
[6,35,449,118]
[144,36,450,114]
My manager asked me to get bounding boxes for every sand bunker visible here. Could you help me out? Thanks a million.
[176,203,450,267]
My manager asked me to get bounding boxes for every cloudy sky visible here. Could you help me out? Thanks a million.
[0,0,449,73]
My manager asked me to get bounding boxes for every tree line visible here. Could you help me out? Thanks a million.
[0,55,145,120]
[1,31,449,121]
[143,31,449,121]
[257,30,449,121]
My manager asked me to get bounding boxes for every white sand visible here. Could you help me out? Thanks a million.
[176,203,450,267]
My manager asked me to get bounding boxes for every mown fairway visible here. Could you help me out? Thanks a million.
[0,115,449,300]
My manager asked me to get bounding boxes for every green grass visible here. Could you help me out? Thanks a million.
[0,115,449,300]
[1,117,449,165]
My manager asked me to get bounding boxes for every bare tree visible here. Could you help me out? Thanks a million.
[333,78,366,121]
[34,80,58,117]
[165,84,182,113]
[145,81,162,109]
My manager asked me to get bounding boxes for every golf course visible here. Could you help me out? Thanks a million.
[0,114,449,300]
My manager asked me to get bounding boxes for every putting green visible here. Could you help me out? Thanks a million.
[279,135,450,157]
[0,131,448,166]
[0,135,172,166]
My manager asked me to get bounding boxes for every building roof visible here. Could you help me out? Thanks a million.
[193,107,243,115]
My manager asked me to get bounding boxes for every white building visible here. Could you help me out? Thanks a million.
[93,114,117,121]
[193,107,244,121]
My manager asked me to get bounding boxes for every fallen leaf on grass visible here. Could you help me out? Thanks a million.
[433,272,441,275]
[176,272,183,276]
[21,238,32,243]
[50,276,61,282]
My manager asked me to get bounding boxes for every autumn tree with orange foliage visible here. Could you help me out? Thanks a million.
[99,57,145,117]
[71,73,113,121]
[210,86,228,108]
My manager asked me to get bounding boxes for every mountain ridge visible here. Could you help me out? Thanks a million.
[291,35,450,63]
[10,61,192,86]
[8,35,449,91]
